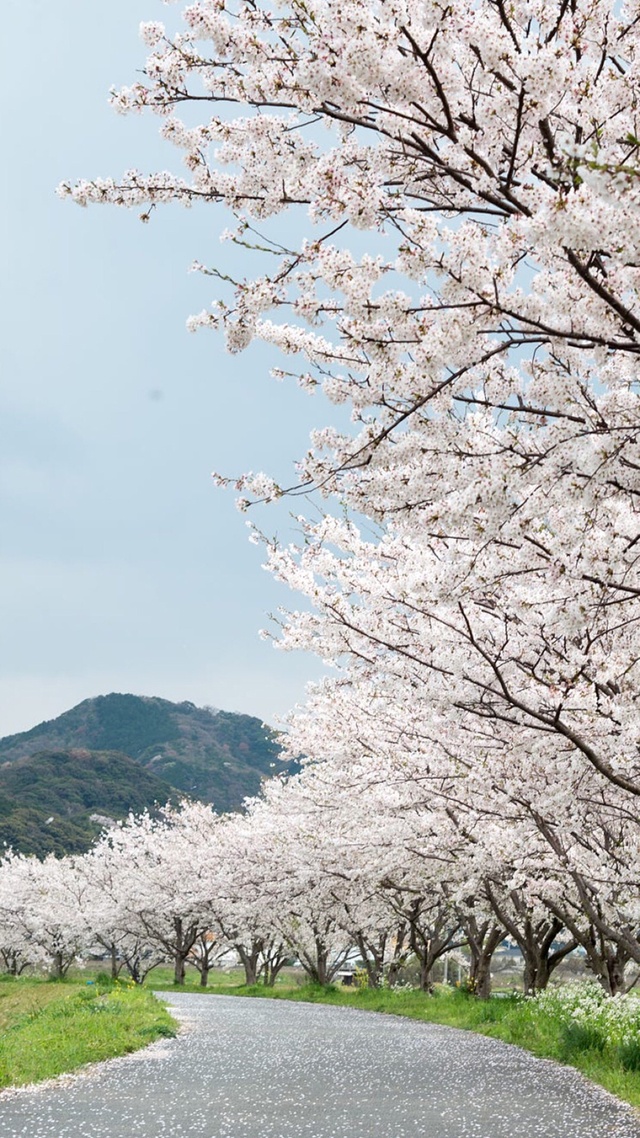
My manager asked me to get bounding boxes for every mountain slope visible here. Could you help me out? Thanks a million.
[0,749,178,857]
[0,694,291,854]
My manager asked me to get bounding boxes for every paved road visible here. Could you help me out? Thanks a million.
[1,993,639,1137]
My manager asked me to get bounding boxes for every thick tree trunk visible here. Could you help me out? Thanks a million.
[606,955,628,996]
[171,916,200,986]
[295,931,339,985]
[470,950,494,999]
[410,933,438,992]
[544,883,633,996]
[199,964,209,988]
[314,940,330,986]
[49,951,64,980]
[386,962,401,987]
[385,923,411,989]
[464,918,504,1000]
[111,943,119,980]
[520,921,577,994]
[174,951,186,986]
[522,950,551,995]
[419,954,435,993]
[484,884,576,995]
[527,832,637,994]
[517,920,549,992]
[584,939,630,995]
[123,952,140,983]
[366,965,382,989]
[237,942,262,986]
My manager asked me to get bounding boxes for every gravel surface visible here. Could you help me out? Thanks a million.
[1,992,639,1137]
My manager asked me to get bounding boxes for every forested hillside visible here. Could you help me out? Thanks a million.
[0,750,176,857]
[0,694,291,855]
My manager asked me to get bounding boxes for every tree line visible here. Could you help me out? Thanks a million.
[0,774,633,998]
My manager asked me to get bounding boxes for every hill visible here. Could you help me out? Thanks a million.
[0,749,177,858]
[0,694,291,856]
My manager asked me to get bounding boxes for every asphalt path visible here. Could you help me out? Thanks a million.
[1,992,640,1137]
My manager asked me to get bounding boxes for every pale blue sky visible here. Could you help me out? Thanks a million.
[1,0,340,736]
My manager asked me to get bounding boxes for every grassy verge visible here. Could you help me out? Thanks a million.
[150,970,640,1110]
[0,975,176,1089]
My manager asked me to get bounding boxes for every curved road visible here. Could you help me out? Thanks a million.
[1,993,639,1137]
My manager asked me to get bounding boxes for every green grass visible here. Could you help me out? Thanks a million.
[0,974,177,1088]
[149,968,640,1110]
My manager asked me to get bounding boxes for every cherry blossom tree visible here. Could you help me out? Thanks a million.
[273,661,640,993]
[187,931,229,987]
[0,853,50,975]
[258,771,416,988]
[61,2,640,787]
[58,2,640,993]
[238,782,356,984]
[203,810,290,986]
[89,802,221,985]
[76,844,168,982]
[516,788,640,994]
[0,853,89,978]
